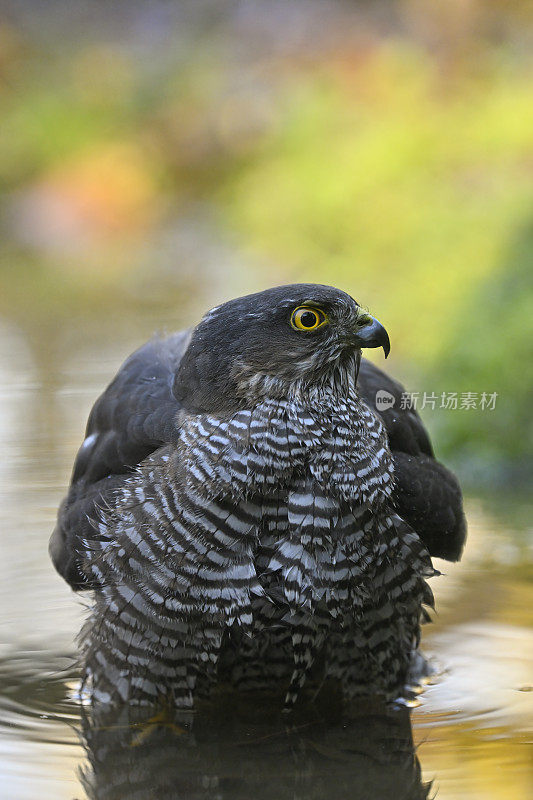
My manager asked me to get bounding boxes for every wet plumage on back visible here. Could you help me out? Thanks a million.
[51,284,466,709]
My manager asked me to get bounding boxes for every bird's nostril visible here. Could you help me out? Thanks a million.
[358,313,373,327]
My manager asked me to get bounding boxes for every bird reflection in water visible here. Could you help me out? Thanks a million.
[79,690,430,800]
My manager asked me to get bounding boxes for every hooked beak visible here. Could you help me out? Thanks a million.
[354,314,390,358]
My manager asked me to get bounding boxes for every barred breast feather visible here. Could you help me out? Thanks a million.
[81,391,435,709]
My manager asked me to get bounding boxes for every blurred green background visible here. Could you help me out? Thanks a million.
[0,0,532,487]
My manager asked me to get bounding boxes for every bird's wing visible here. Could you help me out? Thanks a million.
[50,331,191,589]
[357,359,466,561]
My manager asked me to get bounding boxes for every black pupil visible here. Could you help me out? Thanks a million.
[300,310,318,328]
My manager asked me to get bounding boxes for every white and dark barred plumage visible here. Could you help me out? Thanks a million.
[51,284,466,710]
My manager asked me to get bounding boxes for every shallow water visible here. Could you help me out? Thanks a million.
[0,312,531,800]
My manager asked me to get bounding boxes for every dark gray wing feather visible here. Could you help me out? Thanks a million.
[50,331,190,588]
[357,360,466,562]
[50,335,465,591]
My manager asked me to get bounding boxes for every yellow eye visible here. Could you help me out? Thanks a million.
[290,306,327,331]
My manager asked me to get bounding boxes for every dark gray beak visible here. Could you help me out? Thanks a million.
[355,315,390,358]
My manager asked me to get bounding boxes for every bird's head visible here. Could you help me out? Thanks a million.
[174,284,390,414]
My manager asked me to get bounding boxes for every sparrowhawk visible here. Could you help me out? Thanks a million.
[50,284,465,709]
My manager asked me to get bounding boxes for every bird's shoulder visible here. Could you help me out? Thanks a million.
[72,330,191,485]
[357,359,433,457]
